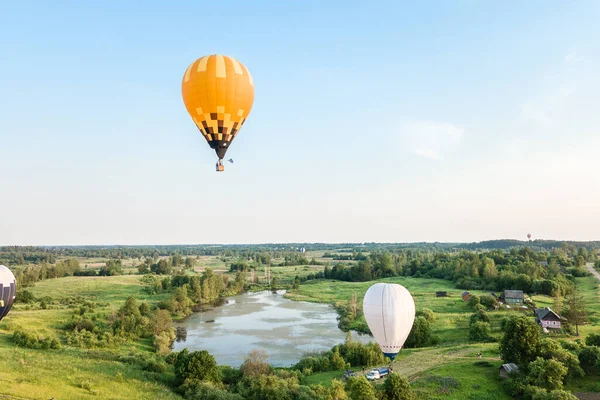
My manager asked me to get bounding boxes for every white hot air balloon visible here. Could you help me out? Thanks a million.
[362,283,416,361]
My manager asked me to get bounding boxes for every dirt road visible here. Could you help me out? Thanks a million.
[586,263,600,282]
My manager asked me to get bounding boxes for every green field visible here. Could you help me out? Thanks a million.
[289,275,600,397]
[0,276,181,399]
[1,265,598,399]
[286,276,535,343]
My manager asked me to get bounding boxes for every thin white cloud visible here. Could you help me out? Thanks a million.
[400,120,464,160]
[521,52,596,132]
[564,51,583,63]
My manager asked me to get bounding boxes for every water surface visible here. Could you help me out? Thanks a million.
[173,290,371,367]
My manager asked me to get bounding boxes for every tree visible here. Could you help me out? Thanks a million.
[539,339,584,379]
[112,296,149,338]
[185,257,194,269]
[151,309,173,336]
[240,349,270,377]
[470,310,490,325]
[405,316,437,348]
[382,372,414,400]
[479,295,498,310]
[271,276,279,289]
[527,357,568,391]
[585,333,600,347]
[184,381,243,400]
[174,349,220,386]
[331,348,346,370]
[468,294,481,309]
[345,376,377,400]
[544,390,579,400]
[327,379,348,400]
[562,292,588,336]
[293,275,300,290]
[500,315,541,365]
[138,301,151,317]
[154,329,176,355]
[578,346,600,375]
[138,263,150,274]
[415,308,435,323]
[99,259,123,276]
[469,321,492,342]
[349,293,359,320]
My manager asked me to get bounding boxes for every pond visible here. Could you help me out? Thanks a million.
[172,290,372,367]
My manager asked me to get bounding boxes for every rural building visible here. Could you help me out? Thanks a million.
[503,290,524,305]
[436,291,448,297]
[535,307,563,329]
[462,291,470,301]
[499,363,519,379]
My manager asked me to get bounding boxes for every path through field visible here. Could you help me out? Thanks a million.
[392,346,500,380]
[586,263,600,282]
[349,345,501,381]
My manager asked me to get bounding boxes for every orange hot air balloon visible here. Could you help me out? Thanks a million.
[181,54,255,172]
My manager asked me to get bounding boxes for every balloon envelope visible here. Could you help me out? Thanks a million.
[0,265,17,322]
[362,283,415,361]
[181,54,255,161]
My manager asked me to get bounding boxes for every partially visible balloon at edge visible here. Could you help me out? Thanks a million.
[0,265,17,323]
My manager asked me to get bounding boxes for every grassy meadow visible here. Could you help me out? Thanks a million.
[0,275,180,399]
[287,274,600,396]
[0,254,598,399]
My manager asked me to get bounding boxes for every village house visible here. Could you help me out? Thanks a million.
[461,291,470,301]
[499,363,519,379]
[534,307,563,329]
[503,290,524,305]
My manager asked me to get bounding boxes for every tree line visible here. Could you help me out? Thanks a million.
[304,247,593,297]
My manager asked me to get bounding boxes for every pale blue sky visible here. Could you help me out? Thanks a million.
[1,1,599,245]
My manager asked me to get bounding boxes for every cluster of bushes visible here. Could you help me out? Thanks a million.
[167,346,415,400]
[138,254,194,275]
[13,259,82,287]
[119,351,168,374]
[64,302,122,349]
[293,334,387,374]
[501,315,600,399]
[144,269,247,319]
[468,309,494,342]
[13,329,61,350]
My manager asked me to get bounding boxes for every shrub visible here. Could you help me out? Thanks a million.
[469,321,492,342]
[480,295,499,310]
[470,310,490,325]
[578,346,600,375]
[585,333,600,347]
[468,294,481,309]
[13,330,61,350]
[415,308,435,323]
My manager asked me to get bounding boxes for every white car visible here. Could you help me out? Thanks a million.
[366,370,381,380]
